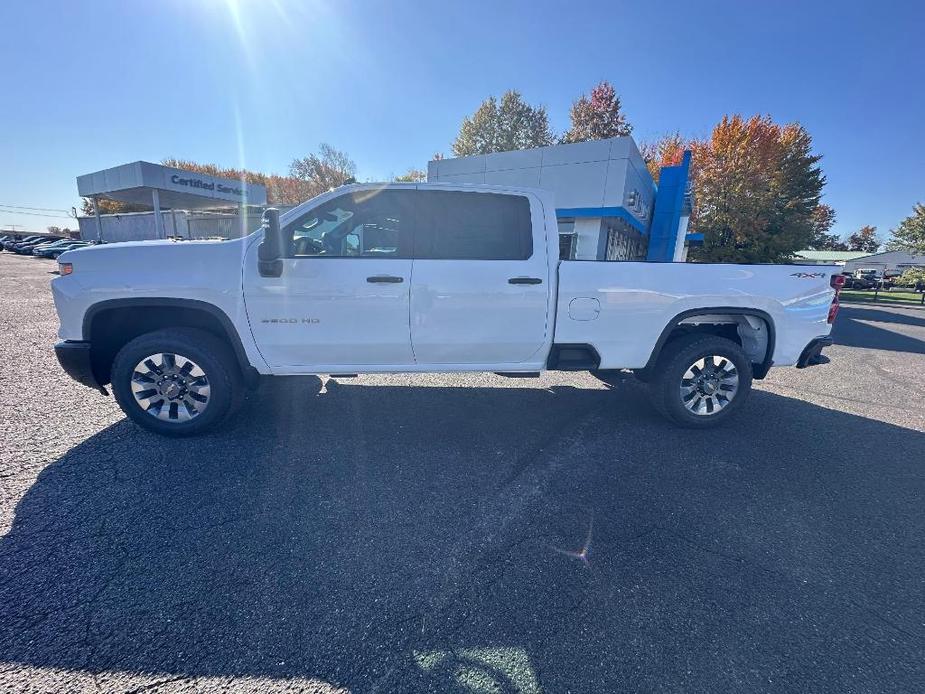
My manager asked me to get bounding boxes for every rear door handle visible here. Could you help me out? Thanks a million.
[508,277,542,285]
[367,275,404,283]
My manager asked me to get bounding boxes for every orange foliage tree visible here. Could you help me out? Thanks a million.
[642,115,827,263]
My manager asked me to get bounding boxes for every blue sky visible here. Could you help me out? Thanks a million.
[1,0,923,240]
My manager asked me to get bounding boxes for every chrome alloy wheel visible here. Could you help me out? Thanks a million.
[130,353,211,423]
[680,355,739,416]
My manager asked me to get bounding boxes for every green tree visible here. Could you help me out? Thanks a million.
[690,115,826,264]
[393,167,427,183]
[562,80,632,144]
[845,225,880,253]
[896,267,925,288]
[808,204,846,250]
[452,90,554,156]
[887,203,925,254]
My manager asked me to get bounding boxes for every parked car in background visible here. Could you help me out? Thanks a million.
[8,236,55,253]
[842,274,877,290]
[38,241,92,259]
[3,235,45,251]
[31,238,79,256]
[14,237,60,254]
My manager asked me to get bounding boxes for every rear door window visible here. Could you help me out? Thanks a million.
[414,190,532,260]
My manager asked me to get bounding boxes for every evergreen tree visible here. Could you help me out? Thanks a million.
[452,90,554,156]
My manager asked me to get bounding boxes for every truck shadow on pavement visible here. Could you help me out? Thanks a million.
[834,305,925,354]
[1,378,923,692]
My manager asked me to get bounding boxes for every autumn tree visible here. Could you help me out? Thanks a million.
[808,204,846,250]
[887,203,925,254]
[640,132,691,183]
[845,225,881,253]
[80,197,150,216]
[561,80,632,144]
[289,143,357,198]
[688,115,825,263]
[452,90,554,156]
[393,167,427,183]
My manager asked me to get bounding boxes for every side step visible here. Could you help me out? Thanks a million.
[547,344,601,371]
[494,372,541,378]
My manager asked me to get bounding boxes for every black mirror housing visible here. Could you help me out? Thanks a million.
[258,208,283,277]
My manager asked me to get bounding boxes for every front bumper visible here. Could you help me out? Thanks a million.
[54,341,107,393]
[796,336,833,368]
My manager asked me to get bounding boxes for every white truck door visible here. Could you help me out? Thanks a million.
[410,189,550,365]
[243,189,415,370]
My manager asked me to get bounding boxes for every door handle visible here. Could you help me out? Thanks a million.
[508,277,542,285]
[367,275,404,283]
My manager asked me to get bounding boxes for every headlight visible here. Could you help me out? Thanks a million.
[59,262,73,276]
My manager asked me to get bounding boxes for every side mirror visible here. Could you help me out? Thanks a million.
[258,208,284,278]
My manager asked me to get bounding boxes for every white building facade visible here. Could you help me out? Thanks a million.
[428,137,696,262]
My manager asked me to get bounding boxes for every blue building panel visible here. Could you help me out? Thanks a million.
[646,151,692,262]
[555,206,648,235]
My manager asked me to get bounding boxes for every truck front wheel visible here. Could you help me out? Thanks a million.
[648,334,752,428]
[110,328,241,437]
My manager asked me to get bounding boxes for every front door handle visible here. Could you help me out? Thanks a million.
[367,275,404,283]
[508,277,542,285]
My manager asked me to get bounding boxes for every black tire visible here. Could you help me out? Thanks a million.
[647,334,753,428]
[111,327,241,437]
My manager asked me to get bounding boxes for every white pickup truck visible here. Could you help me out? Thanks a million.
[52,183,841,436]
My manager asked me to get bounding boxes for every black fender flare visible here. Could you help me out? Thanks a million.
[82,297,260,386]
[642,307,776,379]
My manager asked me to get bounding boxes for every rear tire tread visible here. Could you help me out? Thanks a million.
[647,334,753,428]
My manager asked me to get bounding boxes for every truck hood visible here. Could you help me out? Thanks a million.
[58,235,256,272]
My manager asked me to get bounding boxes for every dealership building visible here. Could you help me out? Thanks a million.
[428,136,698,262]
[76,161,267,243]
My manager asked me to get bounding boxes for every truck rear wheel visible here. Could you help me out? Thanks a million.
[648,334,752,428]
[111,328,241,437]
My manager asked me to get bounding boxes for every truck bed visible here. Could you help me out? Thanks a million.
[554,261,837,370]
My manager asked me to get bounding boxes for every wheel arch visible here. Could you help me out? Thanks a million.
[82,298,259,388]
[643,307,776,379]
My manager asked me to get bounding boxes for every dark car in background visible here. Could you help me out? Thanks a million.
[12,236,61,254]
[35,241,92,258]
[842,274,877,290]
[30,238,80,256]
[3,235,45,251]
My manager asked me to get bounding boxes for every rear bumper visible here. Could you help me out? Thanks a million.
[54,340,105,392]
[796,336,833,368]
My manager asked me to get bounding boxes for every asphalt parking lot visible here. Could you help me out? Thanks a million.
[1,251,923,693]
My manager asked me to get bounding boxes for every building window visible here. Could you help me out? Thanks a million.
[557,219,576,259]
[604,218,646,261]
